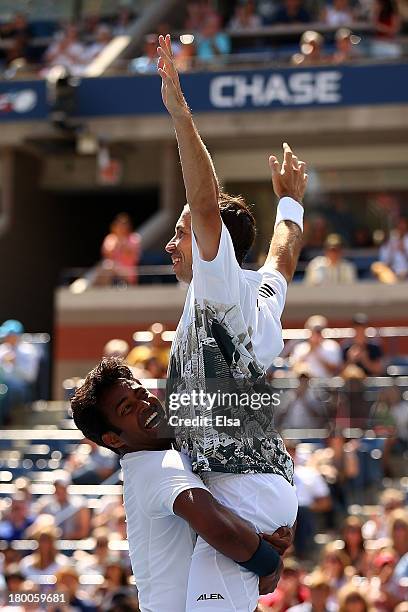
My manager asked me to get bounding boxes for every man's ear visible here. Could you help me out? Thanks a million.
[102,431,125,449]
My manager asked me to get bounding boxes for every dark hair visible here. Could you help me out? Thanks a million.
[378,0,396,21]
[218,192,256,266]
[71,357,133,454]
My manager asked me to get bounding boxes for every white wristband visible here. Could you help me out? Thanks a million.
[274,197,304,232]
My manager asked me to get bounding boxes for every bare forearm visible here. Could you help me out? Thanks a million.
[192,500,259,562]
[173,109,219,215]
[265,221,303,283]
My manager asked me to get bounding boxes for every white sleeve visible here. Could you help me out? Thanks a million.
[191,221,243,304]
[145,452,209,519]
[310,471,330,499]
[250,265,288,368]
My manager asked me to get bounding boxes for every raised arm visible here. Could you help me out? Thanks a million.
[264,143,308,283]
[173,487,285,592]
[157,34,221,261]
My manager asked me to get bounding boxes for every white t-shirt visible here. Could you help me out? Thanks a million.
[120,449,208,612]
[294,464,330,507]
[290,339,342,378]
[167,221,294,482]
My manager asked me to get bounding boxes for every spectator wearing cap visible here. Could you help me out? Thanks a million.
[287,569,336,612]
[258,558,310,611]
[20,527,70,583]
[332,28,359,63]
[389,509,408,560]
[342,314,384,376]
[304,234,357,285]
[369,550,400,611]
[290,315,343,378]
[292,31,325,66]
[0,319,40,423]
[36,473,91,540]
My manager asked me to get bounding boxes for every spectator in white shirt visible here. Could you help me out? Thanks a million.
[305,233,357,285]
[0,319,40,424]
[377,217,408,280]
[44,24,86,76]
[290,315,343,378]
[321,0,354,27]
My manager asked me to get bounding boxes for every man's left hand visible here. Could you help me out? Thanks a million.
[258,526,295,595]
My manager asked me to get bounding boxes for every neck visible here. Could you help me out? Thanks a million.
[120,440,173,456]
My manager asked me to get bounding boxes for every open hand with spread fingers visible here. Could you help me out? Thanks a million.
[157,34,189,119]
[269,143,308,204]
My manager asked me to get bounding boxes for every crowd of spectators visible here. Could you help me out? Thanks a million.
[0,0,406,75]
[0,312,407,610]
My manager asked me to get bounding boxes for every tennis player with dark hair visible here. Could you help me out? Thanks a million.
[159,34,307,611]
[71,358,292,612]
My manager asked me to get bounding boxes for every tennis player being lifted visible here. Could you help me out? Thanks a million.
[159,34,307,611]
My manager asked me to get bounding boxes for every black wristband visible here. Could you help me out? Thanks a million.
[238,536,280,577]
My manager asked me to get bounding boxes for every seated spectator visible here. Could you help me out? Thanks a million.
[103,339,130,359]
[276,366,329,431]
[342,313,384,376]
[256,0,280,25]
[287,443,332,558]
[389,509,408,560]
[0,320,40,424]
[64,439,118,485]
[337,584,373,612]
[85,24,112,63]
[0,493,35,542]
[130,33,158,74]
[127,323,169,371]
[274,0,311,24]
[36,473,91,540]
[185,0,210,31]
[292,30,325,65]
[372,0,402,57]
[290,315,343,378]
[228,0,262,32]
[113,5,137,35]
[258,557,310,610]
[53,568,97,611]
[391,552,408,606]
[99,213,141,285]
[44,24,86,76]
[374,0,401,38]
[363,488,406,540]
[369,550,399,611]
[304,234,357,285]
[321,0,354,27]
[372,217,408,282]
[196,13,231,62]
[320,543,350,594]
[20,528,70,583]
[287,570,335,612]
[0,13,31,65]
[332,27,360,63]
[341,516,369,575]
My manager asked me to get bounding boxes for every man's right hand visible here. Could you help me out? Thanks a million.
[157,34,189,119]
[269,143,308,204]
